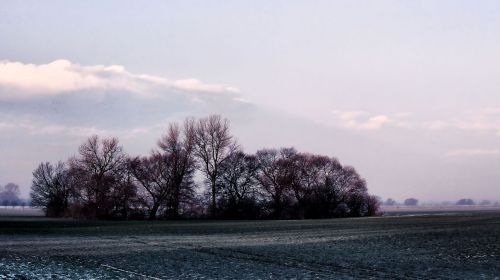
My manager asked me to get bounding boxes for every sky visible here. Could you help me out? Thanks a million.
[1,1,499,202]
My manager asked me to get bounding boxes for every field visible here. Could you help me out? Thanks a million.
[1,211,499,279]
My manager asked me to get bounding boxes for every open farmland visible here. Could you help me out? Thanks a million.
[1,211,499,279]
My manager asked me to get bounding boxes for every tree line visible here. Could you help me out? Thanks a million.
[30,115,380,220]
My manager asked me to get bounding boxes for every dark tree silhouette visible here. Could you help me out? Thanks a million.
[129,120,196,220]
[364,195,382,216]
[157,119,197,218]
[340,166,370,216]
[29,115,381,220]
[69,135,129,218]
[217,151,259,219]
[129,154,172,219]
[255,148,297,219]
[110,165,137,219]
[292,154,330,218]
[194,115,238,218]
[30,161,71,217]
[303,156,344,218]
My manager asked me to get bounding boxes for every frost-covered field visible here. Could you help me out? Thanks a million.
[1,212,499,279]
[0,207,43,217]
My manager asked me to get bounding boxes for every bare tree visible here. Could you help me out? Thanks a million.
[291,154,332,218]
[129,119,197,220]
[194,115,238,217]
[218,151,259,218]
[69,135,128,218]
[128,153,173,219]
[30,162,71,217]
[26,115,382,220]
[335,166,369,217]
[306,157,343,218]
[110,165,138,219]
[255,148,297,219]
[364,195,382,216]
[157,119,197,218]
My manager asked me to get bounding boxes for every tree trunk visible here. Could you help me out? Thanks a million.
[274,200,282,219]
[169,188,180,219]
[211,177,217,218]
[149,204,160,220]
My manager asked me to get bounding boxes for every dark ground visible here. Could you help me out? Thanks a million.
[0,211,499,279]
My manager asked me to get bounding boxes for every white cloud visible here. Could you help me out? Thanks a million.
[331,108,500,135]
[427,120,450,130]
[447,149,500,157]
[426,107,500,135]
[0,59,241,100]
[331,110,410,130]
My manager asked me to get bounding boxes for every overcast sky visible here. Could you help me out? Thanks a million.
[1,1,500,202]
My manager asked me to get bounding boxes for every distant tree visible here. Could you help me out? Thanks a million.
[194,115,238,218]
[404,198,418,206]
[31,161,71,217]
[479,200,491,206]
[456,198,475,206]
[3,183,20,196]
[384,198,397,206]
[0,182,21,206]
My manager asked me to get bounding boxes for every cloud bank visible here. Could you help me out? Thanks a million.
[0,59,240,100]
[0,117,155,139]
[0,59,255,131]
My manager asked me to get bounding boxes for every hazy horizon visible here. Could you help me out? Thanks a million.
[1,1,500,202]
